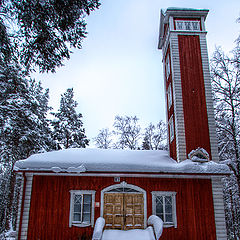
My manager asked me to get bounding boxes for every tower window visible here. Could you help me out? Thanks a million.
[175,20,200,31]
[166,54,171,79]
[167,83,173,109]
[169,116,174,142]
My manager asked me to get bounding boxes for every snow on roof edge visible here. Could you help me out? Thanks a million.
[14,148,230,175]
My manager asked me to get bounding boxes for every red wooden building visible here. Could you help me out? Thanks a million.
[14,8,229,240]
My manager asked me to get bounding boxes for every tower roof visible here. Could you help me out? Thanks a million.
[158,8,209,49]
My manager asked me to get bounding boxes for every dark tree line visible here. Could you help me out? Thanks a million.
[0,84,89,235]
[93,115,167,150]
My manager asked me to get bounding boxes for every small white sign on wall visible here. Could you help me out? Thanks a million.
[114,177,120,182]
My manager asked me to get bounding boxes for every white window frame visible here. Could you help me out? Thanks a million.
[175,20,201,31]
[152,191,177,228]
[169,116,174,142]
[166,54,171,79]
[69,190,96,227]
[167,83,173,109]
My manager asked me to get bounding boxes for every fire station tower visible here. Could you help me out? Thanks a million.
[158,8,219,162]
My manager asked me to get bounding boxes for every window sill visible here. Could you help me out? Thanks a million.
[163,224,176,228]
[72,223,91,228]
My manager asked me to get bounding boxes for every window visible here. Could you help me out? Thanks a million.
[169,116,174,142]
[167,83,173,109]
[175,20,200,31]
[152,191,177,228]
[165,54,171,79]
[69,190,95,227]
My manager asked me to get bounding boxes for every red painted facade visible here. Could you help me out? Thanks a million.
[26,175,216,240]
[165,48,177,160]
[178,35,212,159]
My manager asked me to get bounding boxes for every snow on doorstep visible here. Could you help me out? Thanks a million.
[102,227,156,240]
[14,148,230,174]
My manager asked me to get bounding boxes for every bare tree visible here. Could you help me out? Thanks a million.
[211,47,240,172]
[211,46,240,238]
[142,121,167,150]
[113,115,141,150]
[93,128,112,149]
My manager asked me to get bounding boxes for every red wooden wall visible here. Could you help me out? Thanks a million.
[165,47,177,160]
[26,175,216,240]
[178,35,212,159]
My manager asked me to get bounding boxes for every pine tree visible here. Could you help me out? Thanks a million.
[0,64,55,233]
[52,88,89,149]
[0,0,100,73]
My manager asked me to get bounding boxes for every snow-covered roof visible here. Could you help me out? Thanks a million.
[14,148,230,175]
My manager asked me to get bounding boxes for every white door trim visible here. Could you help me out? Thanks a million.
[100,181,147,228]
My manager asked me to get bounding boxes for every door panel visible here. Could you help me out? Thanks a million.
[125,194,144,230]
[103,193,144,230]
[104,193,124,229]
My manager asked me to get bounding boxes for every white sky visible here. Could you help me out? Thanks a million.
[34,0,240,144]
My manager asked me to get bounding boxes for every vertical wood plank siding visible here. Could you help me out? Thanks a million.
[178,35,212,159]
[25,175,217,240]
[165,47,177,160]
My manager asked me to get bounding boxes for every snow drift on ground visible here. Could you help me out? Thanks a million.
[101,227,156,240]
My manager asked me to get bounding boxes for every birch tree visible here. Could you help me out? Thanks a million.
[142,121,167,150]
[211,46,240,239]
[113,115,141,150]
[93,128,112,149]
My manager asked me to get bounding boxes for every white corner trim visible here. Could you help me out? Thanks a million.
[211,177,227,240]
[100,181,147,228]
[20,173,33,240]
[69,190,96,228]
[16,173,23,239]
[199,34,219,162]
[151,191,177,228]
[170,33,187,161]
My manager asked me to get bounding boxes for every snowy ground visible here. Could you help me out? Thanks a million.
[102,227,156,240]
[0,230,16,240]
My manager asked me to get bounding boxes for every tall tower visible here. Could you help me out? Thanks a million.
[158,8,219,162]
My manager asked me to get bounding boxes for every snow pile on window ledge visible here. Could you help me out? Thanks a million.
[14,148,230,174]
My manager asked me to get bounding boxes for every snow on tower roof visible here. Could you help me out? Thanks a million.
[14,148,230,175]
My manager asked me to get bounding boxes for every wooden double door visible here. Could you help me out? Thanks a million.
[103,193,144,230]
